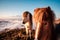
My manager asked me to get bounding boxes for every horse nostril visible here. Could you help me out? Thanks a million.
[22,21,25,24]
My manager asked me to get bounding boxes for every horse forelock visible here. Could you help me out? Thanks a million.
[34,8,47,23]
[34,7,55,23]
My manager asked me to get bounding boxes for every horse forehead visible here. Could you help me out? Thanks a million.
[34,8,46,17]
[23,13,28,17]
[34,8,47,15]
[34,8,47,22]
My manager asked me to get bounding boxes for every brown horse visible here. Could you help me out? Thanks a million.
[33,7,55,40]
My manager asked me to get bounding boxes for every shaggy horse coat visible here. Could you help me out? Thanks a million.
[34,7,55,40]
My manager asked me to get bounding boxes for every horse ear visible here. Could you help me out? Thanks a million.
[47,6,51,10]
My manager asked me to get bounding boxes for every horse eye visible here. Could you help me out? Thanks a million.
[44,22,47,25]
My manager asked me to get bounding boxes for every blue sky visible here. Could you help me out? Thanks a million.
[0,0,60,19]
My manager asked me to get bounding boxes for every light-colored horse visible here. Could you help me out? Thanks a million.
[22,11,32,39]
[33,7,55,40]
